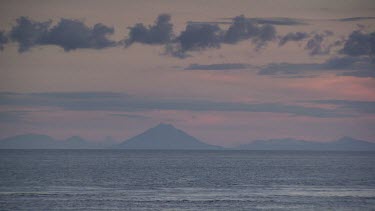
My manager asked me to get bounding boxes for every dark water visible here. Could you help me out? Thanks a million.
[0,150,374,210]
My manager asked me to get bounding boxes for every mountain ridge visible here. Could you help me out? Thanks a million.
[0,124,374,150]
[237,137,375,151]
[0,134,99,149]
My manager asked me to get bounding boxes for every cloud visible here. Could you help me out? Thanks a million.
[177,23,222,51]
[6,14,279,56]
[0,111,29,123]
[303,31,342,56]
[258,56,375,77]
[247,17,306,26]
[9,17,116,52]
[166,15,277,57]
[0,92,354,118]
[223,15,276,47]
[125,14,173,46]
[45,19,116,51]
[165,23,222,58]
[10,17,51,52]
[304,32,333,55]
[221,17,307,26]
[312,100,375,114]
[186,17,306,27]
[184,63,249,70]
[10,14,374,58]
[258,62,321,76]
[186,21,232,25]
[340,70,375,78]
[110,113,151,120]
[279,32,309,46]
[0,31,8,51]
[340,30,375,56]
[338,17,375,22]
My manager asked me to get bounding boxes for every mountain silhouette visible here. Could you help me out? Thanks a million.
[1,130,374,150]
[0,134,98,149]
[62,136,98,149]
[0,134,58,149]
[117,123,221,149]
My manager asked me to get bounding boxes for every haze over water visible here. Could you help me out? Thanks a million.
[1,150,375,210]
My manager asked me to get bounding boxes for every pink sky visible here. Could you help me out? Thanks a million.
[0,0,374,145]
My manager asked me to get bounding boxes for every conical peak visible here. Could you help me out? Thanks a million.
[154,123,175,129]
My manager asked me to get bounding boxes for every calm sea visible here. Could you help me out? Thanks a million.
[0,150,374,210]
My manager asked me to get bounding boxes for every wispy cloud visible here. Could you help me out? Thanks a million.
[337,17,375,22]
[0,92,356,118]
[0,111,30,123]
[184,63,250,70]
[311,100,375,114]
[220,17,307,26]
[109,113,151,120]
[258,56,375,78]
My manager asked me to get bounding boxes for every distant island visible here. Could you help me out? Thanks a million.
[0,123,374,150]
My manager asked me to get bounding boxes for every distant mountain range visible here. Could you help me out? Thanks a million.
[0,134,100,149]
[237,137,375,151]
[0,124,374,150]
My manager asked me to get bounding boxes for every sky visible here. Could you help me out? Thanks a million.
[0,0,374,146]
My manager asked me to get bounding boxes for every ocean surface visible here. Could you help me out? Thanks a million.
[0,150,374,210]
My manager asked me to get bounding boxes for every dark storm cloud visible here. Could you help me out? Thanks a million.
[0,92,354,118]
[9,17,116,52]
[0,31,9,51]
[312,100,375,114]
[125,14,173,46]
[258,56,375,77]
[184,63,250,70]
[340,30,375,57]
[279,32,309,46]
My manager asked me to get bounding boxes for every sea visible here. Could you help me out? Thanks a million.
[0,150,374,210]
